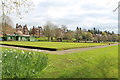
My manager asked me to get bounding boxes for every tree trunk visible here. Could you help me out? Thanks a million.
[48,37,50,42]
[98,39,100,43]
[51,37,53,41]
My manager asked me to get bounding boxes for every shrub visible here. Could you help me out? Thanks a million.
[35,37,48,41]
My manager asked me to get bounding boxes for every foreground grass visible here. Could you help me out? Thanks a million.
[0,41,112,50]
[2,48,48,78]
[1,45,118,78]
[37,45,118,78]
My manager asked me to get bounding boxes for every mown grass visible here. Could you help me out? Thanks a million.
[35,37,50,41]
[0,41,112,50]
[37,45,118,78]
[1,45,118,78]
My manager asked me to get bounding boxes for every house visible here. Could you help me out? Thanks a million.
[0,23,44,41]
[31,26,43,37]
[3,33,35,41]
[16,23,29,35]
[16,23,43,37]
[2,24,35,41]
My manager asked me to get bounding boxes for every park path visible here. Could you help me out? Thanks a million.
[0,44,118,55]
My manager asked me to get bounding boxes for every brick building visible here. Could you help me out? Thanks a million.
[16,23,43,37]
[16,23,23,32]
[31,26,43,37]
[16,23,29,35]
[23,25,29,35]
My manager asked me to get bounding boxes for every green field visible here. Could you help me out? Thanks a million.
[1,45,118,78]
[39,45,118,78]
[0,41,112,50]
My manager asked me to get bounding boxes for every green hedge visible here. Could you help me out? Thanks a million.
[35,37,48,41]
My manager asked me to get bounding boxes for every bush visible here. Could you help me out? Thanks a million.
[35,37,48,41]
[2,49,48,78]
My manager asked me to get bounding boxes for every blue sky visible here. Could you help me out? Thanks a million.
[7,0,119,33]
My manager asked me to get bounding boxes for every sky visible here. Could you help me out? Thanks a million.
[3,0,119,33]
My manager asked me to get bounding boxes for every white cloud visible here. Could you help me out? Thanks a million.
[7,0,119,33]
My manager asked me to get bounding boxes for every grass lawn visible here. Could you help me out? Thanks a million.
[38,45,118,78]
[0,41,113,50]
[1,45,118,78]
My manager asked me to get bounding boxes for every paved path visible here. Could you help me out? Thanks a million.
[0,44,118,55]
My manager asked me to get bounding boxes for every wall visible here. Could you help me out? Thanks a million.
[30,36,35,41]
[21,37,29,41]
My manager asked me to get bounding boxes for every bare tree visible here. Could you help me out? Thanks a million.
[0,16,15,34]
[54,28,61,40]
[61,25,67,33]
[43,21,56,41]
[0,0,34,17]
[0,0,34,31]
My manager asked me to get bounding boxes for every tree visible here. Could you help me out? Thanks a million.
[93,27,96,34]
[0,0,33,17]
[102,32,108,42]
[61,25,67,32]
[93,36,98,43]
[43,21,56,41]
[112,31,114,34]
[53,25,63,41]
[97,34,102,43]
[82,31,87,42]
[98,29,100,34]
[111,34,118,42]
[54,27,64,41]
[89,29,94,34]
[50,24,58,41]
[0,23,15,34]
[75,27,82,42]
[86,32,93,41]
[0,0,33,31]
[0,15,14,34]
[61,25,68,40]
[107,34,112,42]
[63,30,74,41]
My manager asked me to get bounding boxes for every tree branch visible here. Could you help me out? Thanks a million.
[113,4,120,12]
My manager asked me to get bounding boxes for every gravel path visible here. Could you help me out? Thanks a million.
[0,44,118,55]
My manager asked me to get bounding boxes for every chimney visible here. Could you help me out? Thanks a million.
[16,23,18,28]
